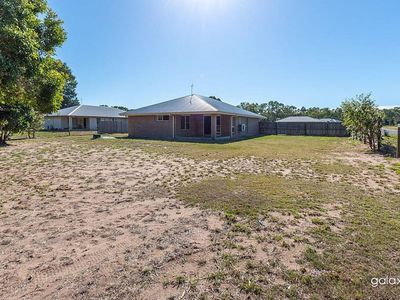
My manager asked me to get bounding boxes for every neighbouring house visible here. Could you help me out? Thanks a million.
[122,94,264,140]
[272,116,347,136]
[44,105,127,131]
[276,116,341,123]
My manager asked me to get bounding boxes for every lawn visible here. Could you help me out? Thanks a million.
[179,174,400,299]
[383,125,399,130]
[19,131,360,160]
[1,132,399,299]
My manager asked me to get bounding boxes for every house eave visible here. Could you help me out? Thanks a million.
[124,111,263,119]
[45,115,127,118]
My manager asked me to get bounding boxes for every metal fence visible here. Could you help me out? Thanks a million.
[381,127,400,158]
[259,121,348,137]
[98,118,128,133]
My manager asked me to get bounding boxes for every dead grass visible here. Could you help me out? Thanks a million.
[178,174,400,299]
[1,132,399,299]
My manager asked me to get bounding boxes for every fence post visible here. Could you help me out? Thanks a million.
[397,125,400,158]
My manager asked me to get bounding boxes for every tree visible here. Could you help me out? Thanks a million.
[0,0,68,115]
[61,64,79,108]
[101,105,129,111]
[209,96,222,101]
[238,102,264,115]
[382,107,400,126]
[0,103,32,145]
[239,99,343,121]
[26,110,44,139]
[341,93,383,151]
[112,106,129,111]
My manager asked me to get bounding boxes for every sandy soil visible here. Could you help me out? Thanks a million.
[0,138,398,299]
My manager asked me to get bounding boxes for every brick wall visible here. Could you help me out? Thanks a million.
[128,116,172,138]
[174,114,204,137]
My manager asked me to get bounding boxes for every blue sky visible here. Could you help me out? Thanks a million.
[49,0,400,109]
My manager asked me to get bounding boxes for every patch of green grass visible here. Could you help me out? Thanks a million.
[311,217,325,225]
[240,279,262,295]
[312,161,358,175]
[179,174,400,299]
[207,271,226,286]
[231,223,251,234]
[391,162,400,175]
[8,132,362,163]
[128,135,354,160]
[179,174,351,217]
[15,133,354,161]
[382,135,398,148]
[304,247,325,270]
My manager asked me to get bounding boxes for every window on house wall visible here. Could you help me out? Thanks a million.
[216,116,221,136]
[180,116,190,130]
[157,115,170,121]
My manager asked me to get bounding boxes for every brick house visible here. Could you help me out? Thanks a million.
[123,95,264,140]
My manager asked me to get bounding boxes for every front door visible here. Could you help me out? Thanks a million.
[204,116,211,136]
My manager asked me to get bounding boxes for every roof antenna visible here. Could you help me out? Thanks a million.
[191,83,194,96]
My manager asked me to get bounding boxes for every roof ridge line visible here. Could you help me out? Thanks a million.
[194,95,218,112]
[67,105,82,116]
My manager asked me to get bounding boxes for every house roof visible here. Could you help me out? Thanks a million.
[123,95,264,119]
[276,116,341,123]
[319,118,341,123]
[47,105,126,118]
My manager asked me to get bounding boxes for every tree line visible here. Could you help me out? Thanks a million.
[238,100,400,126]
[238,94,396,151]
[238,101,343,121]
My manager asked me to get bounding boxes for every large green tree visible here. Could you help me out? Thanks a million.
[0,0,67,111]
[61,64,79,108]
[0,0,68,143]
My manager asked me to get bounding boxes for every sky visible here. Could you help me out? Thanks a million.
[49,0,400,109]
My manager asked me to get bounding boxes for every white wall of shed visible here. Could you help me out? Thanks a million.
[89,117,98,130]
[44,117,62,130]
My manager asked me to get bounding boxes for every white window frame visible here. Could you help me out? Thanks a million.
[180,115,190,130]
[216,115,221,136]
[157,115,170,121]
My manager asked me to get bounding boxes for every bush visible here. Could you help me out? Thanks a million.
[341,94,383,151]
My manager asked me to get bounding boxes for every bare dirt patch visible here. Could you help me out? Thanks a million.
[0,135,399,299]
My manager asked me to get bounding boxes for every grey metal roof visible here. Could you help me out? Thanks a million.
[276,116,318,122]
[47,105,126,118]
[123,95,264,119]
[277,116,341,123]
[319,118,341,123]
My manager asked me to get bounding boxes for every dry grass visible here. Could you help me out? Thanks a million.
[1,132,399,299]
[178,175,400,299]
